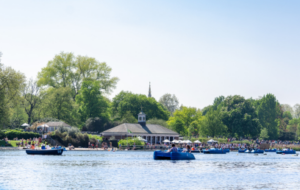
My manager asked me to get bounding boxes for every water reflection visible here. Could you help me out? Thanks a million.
[0,150,300,189]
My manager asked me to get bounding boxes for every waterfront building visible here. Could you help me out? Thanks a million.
[43,121,71,132]
[101,110,179,144]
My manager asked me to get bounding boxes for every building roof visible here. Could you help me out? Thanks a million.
[101,123,178,135]
[45,121,71,127]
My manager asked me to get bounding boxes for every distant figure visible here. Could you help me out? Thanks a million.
[30,144,35,150]
[167,144,178,153]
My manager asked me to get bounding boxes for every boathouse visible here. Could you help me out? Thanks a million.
[101,110,179,144]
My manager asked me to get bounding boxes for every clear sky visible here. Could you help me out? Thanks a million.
[0,0,300,109]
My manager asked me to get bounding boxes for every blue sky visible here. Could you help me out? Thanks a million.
[0,0,300,109]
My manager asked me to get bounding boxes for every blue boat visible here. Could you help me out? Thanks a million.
[245,149,264,154]
[26,148,64,155]
[153,150,195,160]
[203,148,226,154]
[238,149,247,153]
[276,149,296,154]
[224,148,230,153]
[265,149,277,152]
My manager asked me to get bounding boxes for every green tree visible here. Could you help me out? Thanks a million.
[85,117,106,132]
[37,52,118,99]
[159,93,179,115]
[260,128,269,140]
[188,121,199,137]
[199,108,227,137]
[76,79,109,123]
[120,111,137,123]
[9,104,28,128]
[0,64,25,128]
[221,95,261,138]
[293,104,300,118]
[257,94,279,139]
[21,79,40,124]
[147,118,169,128]
[171,118,185,136]
[42,87,77,125]
[111,91,169,121]
[167,106,202,136]
[202,95,224,115]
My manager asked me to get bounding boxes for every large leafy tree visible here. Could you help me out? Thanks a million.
[199,108,227,137]
[202,95,225,115]
[75,79,110,123]
[41,87,78,125]
[111,91,169,121]
[221,95,261,138]
[37,52,119,99]
[159,93,179,115]
[0,64,25,128]
[293,104,300,118]
[256,94,279,139]
[167,106,202,136]
[21,79,40,124]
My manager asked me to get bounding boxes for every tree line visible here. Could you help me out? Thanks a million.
[1,52,300,140]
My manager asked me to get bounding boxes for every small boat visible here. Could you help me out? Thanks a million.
[265,149,277,152]
[26,149,64,155]
[245,149,264,154]
[251,149,264,154]
[276,149,296,154]
[223,148,230,153]
[238,149,247,153]
[153,151,195,160]
[203,148,226,154]
[191,150,200,153]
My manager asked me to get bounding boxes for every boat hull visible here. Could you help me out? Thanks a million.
[246,150,264,154]
[26,149,64,155]
[203,149,226,154]
[238,149,247,153]
[265,149,277,152]
[153,151,195,160]
[276,150,296,154]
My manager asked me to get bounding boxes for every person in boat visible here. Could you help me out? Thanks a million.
[167,144,178,153]
[183,145,191,153]
[30,144,35,150]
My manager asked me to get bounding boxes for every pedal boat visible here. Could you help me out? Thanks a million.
[203,148,226,154]
[265,149,277,152]
[26,148,64,155]
[153,150,195,160]
[245,149,264,154]
[276,149,296,154]
[238,149,247,153]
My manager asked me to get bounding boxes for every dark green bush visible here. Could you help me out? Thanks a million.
[50,128,89,147]
[4,130,40,140]
[0,131,5,139]
[118,137,145,146]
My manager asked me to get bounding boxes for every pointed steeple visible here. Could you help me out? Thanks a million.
[148,82,152,98]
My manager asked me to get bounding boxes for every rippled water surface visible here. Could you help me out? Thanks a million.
[1,150,300,190]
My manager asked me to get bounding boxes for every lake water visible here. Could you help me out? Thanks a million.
[1,150,300,190]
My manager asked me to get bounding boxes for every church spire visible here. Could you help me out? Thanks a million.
[148,82,152,98]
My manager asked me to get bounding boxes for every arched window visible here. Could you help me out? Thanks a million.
[143,117,145,121]
[139,117,141,120]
